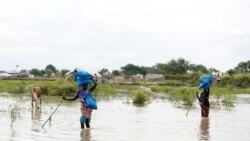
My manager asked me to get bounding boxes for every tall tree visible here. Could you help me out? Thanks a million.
[40,69,46,76]
[227,69,236,76]
[45,64,56,73]
[153,63,168,74]
[46,69,53,77]
[235,60,250,73]
[30,68,41,77]
[189,64,208,73]
[208,68,219,73]
[112,70,121,76]
[165,58,189,74]
[121,64,146,76]
[60,69,70,77]
[99,68,109,75]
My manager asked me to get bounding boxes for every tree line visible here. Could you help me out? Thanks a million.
[30,64,69,77]
[227,60,250,75]
[30,58,250,77]
[108,58,219,76]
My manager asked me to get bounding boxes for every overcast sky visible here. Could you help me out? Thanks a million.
[0,0,249,72]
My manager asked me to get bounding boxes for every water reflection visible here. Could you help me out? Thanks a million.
[199,118,210,141]
[31,108,42,132]
[133,103,147,108]
[31,108,42,120]
[80,129,91,141]
[10,123,18,139]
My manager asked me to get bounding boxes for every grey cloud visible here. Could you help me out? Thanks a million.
[0,0,250,72]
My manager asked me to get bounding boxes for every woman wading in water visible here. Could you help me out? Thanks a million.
[196,88,210,117]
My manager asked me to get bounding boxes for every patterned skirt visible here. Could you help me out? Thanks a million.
[80,103,93,120]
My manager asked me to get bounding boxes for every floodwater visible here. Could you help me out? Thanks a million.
[0,94,250,141]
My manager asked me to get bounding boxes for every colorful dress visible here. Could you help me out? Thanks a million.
[77,89,93,120]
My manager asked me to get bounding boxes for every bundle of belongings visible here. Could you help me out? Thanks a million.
[198,75,213,89]
[74,71,92,87]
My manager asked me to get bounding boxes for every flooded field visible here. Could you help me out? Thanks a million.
[0,93,250,141]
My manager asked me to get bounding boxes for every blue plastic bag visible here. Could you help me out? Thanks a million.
[85,94,97,110]
[198,75,213,89]
[74,71,92,87]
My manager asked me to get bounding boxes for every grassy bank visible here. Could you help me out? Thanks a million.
[0,79,77,96]
[218,74,250,88]
[149,85,250,106]
[0,79,121,97]
[1,78,249,106]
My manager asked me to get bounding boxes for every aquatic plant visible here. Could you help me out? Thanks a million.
[9,104,21,123]
[167,87,196,105]
[221,93,236,107]
[133,91,148,104]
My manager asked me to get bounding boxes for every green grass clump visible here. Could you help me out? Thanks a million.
[150,86,162,93]
[167,87,196,105]
[221,93,236,107]
[92,84,117,96]
[133,91,148,104]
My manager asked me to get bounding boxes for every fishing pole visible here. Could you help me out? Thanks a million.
[42,99,63,128]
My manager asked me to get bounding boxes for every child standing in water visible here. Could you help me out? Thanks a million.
[63,77,97,129]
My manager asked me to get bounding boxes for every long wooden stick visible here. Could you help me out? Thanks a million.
[42,99,63,128]
[186,98,195,117]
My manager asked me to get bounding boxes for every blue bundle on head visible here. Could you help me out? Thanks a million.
[198,75,213,89]
[74,71,92,87]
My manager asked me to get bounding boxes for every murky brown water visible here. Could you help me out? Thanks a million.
[0,93,250,141]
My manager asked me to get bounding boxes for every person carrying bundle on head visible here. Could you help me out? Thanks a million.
[196,75,213,117]
[63,70,97,129]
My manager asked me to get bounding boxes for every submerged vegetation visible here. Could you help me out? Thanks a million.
[149,85,247,106]
[10,103,21,123]
[1,74,250,107]
[133,91,148,104]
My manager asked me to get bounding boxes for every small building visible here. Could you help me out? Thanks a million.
[0,71,6,73]
[212,72,228,78]
[16,70,29,77]
[145,74,164,80]
[102,70,111,79]
[114,75,125,80]
[131,74,143,80]
[0,72,11,77]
